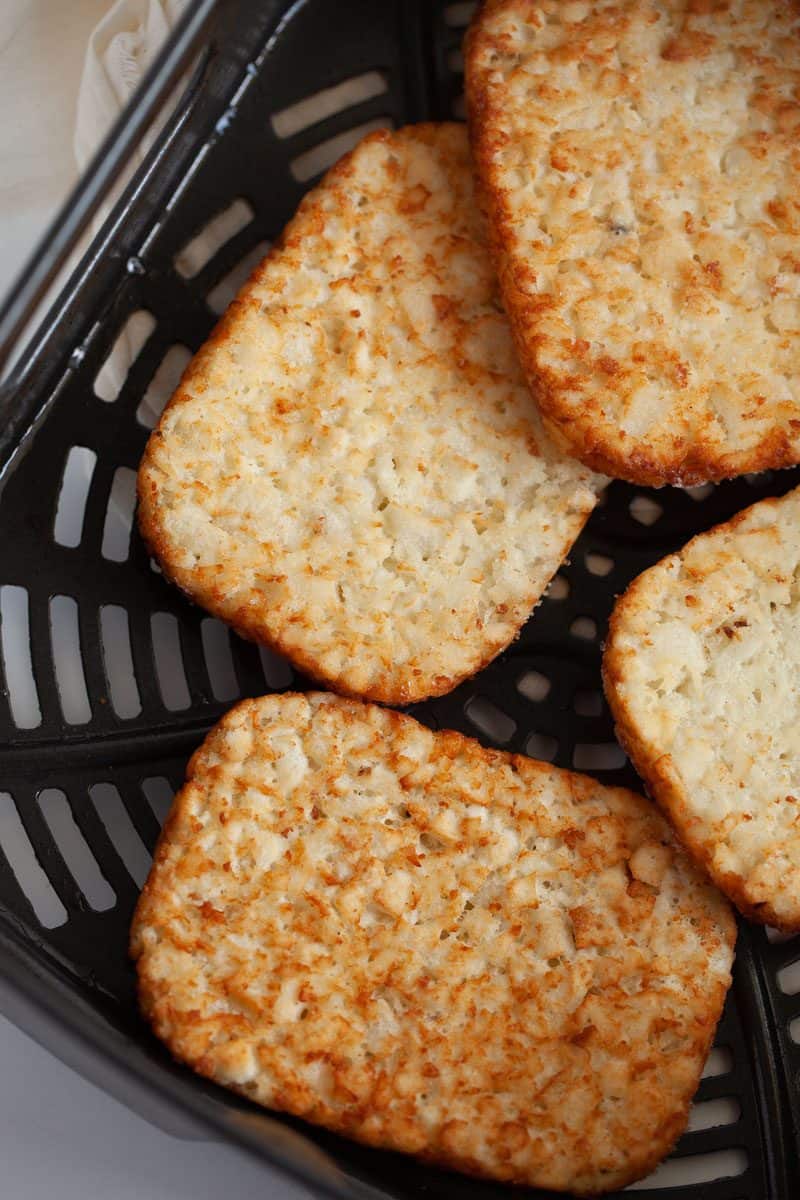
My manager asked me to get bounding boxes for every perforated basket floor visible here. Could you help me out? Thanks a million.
[0,2,799,1197]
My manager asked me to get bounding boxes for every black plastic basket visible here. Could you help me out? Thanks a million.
[0,2,798,1197]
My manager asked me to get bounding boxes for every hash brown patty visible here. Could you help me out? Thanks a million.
[466,0,800,486]
[605,483,800,929]
[138,124,600,703]
[132,692,735,1195]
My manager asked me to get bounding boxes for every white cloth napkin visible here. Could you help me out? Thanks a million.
[75,0,187,172]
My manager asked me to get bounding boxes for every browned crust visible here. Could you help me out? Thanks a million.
[132,693,735,1195]
[536,391,800,490]
[137,124,597,704]
[603,493,800,931]
[464,1,800,488]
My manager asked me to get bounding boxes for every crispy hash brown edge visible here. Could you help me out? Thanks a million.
[137,124,598,706]
[131,692,736,1194]
[463,1,800,488]
[603,492,800,930]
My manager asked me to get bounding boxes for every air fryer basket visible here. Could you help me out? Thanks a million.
[0,1,798,1196]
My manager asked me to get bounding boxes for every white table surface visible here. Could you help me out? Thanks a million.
[0,4,312,1197]
[0,1011,317,1200]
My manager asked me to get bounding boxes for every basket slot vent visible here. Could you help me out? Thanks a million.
[49,595,91,725]
[0,793,66,928]
[151,613,191,711]
[37,789,114,912]
[141,777,175,827]
[174,199,254,279]
[572,742,627,771]
[465,697,516,743]
[94,310,156,403]
[573,689,603,717]
[629,1148,747,1190]
[703,1046,733,1078]
[444,2,477,26]
[517,670,551,702]
[525,732,558,762]
[451,94,466,120]
[136,344,192,429]
[629,495,663,526]
[54,445,97,548]
[585,552,614,577]
[290,118,392,183]
[686,1096,741,1132]
[175,618,214,699]
[545,574,569,600]
[0,586,41,729]
[790,1016,800,1042]
[272,72,388,139]
[101,467,137,563]
[207,241,271,315]
[89,784,151,889]
[130,609,165,715]
[258,645,293,690]
[447,48,464,73]
[766,924,797,943]
[685,483,715,501]
[570,616,597,641]
[201,619,240,702]
[777,958,800,995]
[99,605,141,719]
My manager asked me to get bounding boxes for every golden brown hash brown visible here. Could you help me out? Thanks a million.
[132,692,735,1195]
[138,124,601,704]
[605,483,800,930]
[466,0,800,486]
